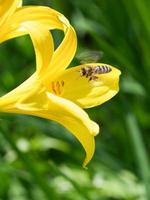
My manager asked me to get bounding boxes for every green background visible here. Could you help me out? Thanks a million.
[0,0,150,199]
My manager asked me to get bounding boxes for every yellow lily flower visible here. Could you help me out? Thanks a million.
[0,0,121,167]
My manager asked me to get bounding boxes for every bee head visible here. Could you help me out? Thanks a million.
[80,68,86,76]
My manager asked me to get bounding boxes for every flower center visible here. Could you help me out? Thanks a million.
[51,80,65,95]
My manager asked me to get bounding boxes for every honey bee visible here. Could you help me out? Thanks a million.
[80,66,93,78]
[93,65,112,74]
[80,65,112,81]
[89,75,98,81]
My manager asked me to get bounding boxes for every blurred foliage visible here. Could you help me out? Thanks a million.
[0,0,150,199]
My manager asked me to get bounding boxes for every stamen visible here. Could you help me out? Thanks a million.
[51,80,65,95]
[51,81,57,94]
[56,81,61,95]
[61,80,64,87]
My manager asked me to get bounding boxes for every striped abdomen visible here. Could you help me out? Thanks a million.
[93,65,112,74]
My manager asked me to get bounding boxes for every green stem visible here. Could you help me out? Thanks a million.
[133,0,150,41]
[0,124,59,200]
[125,113,150,200]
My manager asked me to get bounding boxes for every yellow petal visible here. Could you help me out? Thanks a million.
[1,6,63,41]
[48,63,121,108]
[45,21,77,79]
[0,81,99,167]
[29,92,99,167]
[1,6,77,78]
[0,0,21,27]
[22,23,54,75]
[17,0,22,7]
[0,74,38,111]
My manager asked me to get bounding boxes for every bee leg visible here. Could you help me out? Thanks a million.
[88,76,98,82]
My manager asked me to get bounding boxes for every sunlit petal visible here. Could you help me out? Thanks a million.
[45,25,77,80]
[21,92,99,167]
[1,7,77,77]
[0,74,38,111]
[23,23,54,75]
[0,0,21,27]
[1,6,63,41]
[48,63,121,108]
[0,82,99,167]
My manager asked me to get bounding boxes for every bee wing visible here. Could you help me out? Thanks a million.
[76,50,104,64]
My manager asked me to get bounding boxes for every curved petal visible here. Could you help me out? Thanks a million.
[44,16,77,79]
[23,24,54,75]
[46,93,99,167]
[48,63,121,108]
[0,0,22,27]
[0,83,99,167]
[19,92,99,167]
[0,73,38,110]
[1,6,63,41]
[1,6,77,77]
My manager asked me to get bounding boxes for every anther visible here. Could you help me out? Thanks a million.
[51,80,65,95]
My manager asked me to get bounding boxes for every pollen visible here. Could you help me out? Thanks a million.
[51,80,65,95]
